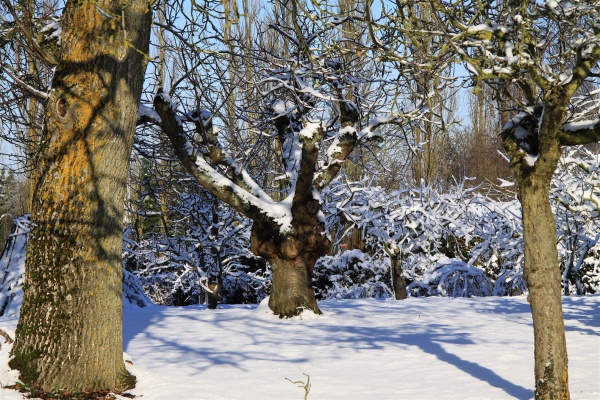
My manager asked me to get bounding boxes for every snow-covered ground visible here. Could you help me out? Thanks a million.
[1,296,599,400]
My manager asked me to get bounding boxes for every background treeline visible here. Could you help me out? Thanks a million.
[123,145,599,306]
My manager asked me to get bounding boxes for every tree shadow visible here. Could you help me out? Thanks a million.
[561,296,600,337]
[122,300,535,399]
[122,306,310,377]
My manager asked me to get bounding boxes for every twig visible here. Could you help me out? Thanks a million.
[0,329,14,345]
[285,373,311,400]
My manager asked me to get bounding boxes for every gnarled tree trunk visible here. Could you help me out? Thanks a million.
[251,217,330,318]
[10,0,151,392]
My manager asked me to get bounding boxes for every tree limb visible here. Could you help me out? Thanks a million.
[1,0,56,65]
[152,92,278,227]
[559,119,600,146]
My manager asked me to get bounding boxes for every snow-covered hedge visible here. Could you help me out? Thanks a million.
[323,146,600,298]
[124,227,270,306]
[314,249,392,300]
[407,258,493,297]
[2,147,595,310]
[323,179,526,297]
[132,146,598,302]
[552,147,600,295]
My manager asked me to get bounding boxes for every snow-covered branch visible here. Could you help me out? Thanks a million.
[152,92,289,230]
[559,118,600,145]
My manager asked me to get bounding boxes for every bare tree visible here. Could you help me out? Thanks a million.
[363,1,460,189]
[138,0,427,317]
[453,83,513,190]
[0,0,58,200]
[419,0,600,397]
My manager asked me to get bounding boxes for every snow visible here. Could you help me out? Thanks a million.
[0,216,29,318]
[271,100,295,117]
[525,152,539,167]
[545,0,559,11]
[513,14,523,25]
[498,178,515,188]
[40,20,62,44]
[2,296,598,400]
[467,24,494,34]
[193,155,293,232]
[138,104,162,124]
[563,118,600,132]
[298,121,322,140]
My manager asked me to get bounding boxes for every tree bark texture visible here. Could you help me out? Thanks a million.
[251,218,330,318]
[520,178,569,400]
[383,243,407,300]
[504,95,570,399]
[10,0,151,392]
[390,255,407,300]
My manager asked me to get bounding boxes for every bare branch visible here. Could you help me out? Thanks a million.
[153,92,278,226]
[0,64,49,101]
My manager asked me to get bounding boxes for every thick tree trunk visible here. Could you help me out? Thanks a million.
[268,255,321,317]
[251,220,330,318]
[10,0,151,392]
[520,178,569,400]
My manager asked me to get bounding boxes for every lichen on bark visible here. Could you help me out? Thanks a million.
[10,0,152,392]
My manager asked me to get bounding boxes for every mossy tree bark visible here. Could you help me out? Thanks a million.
[10,0,151,392]
[502,110,600,400]
[520,176,569,400]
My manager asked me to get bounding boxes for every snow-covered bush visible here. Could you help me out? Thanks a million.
[123,235,201,306]
[124,191,271,307]
[579,242,600,294]
[122,268,153,308]
[460,198,526,296]
[322,156,600,298]
[219,254,270,305]
[313,249,392,300]
[121,146,599,304]
[407,258,493,297]
[552,146,600,295]
[324,176,525,297]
